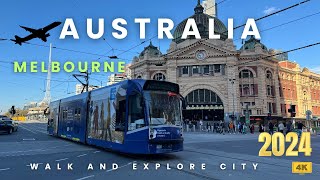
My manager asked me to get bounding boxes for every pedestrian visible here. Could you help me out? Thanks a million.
[297,121,305,137]
[259,123,264,133]
[219,120,225,135]
[250,124,254,134]
[229,121,234,134]
[278,121,285,134]
[207,122,210,132]
[268,121,274,135]
[238,122,242,134]
[286,120,292,134]
[242,123,247,134]
[199,119,203,131]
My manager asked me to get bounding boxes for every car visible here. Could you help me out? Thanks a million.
[0,117,18,134]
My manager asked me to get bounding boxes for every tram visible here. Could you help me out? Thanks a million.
[47,80,184,154]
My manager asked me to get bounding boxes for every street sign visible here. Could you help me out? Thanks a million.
[306,110,312,120]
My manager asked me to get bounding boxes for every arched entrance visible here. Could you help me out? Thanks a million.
[183,89,224,122]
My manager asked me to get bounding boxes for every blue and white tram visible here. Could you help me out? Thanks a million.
[47,80,184,154]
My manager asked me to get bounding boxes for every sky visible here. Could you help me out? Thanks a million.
[0,0,320,114]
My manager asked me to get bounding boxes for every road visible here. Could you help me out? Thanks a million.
[0,122,319,180]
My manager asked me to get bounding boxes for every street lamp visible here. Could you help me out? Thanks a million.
[229,79,236,123]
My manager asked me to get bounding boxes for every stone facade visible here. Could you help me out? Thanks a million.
[129,2,320,125]
[279,61,320,120]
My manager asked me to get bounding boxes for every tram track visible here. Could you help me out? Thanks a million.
[183,149,291,168]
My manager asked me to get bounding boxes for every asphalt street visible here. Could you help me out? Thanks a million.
[0,122,319,180]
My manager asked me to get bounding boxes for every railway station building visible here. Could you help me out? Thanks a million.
[129,2,320,127]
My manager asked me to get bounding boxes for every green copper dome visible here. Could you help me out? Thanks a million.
[173,0,228,44]
[240,36,268,50]
[139,41,162,58]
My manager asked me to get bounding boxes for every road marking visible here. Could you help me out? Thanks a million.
[76,175,95,180]
[77,154,87,157]
[0,168,10,171]
[20,124,47,134]
[18,125,37,134]
[76,161,135,180]
[55,158,69,162]
[106,161,135,172]
[93,151,100,154]
[23,138,36,141]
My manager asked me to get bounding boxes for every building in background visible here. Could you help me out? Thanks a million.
[75,84,100,95]
[202,0,216,17]
[278,61,320,125]
[23,102,38,110]
[125,63,132,79]
[129,1,320,127]
[107,74,128,85]
[271,49,289,61]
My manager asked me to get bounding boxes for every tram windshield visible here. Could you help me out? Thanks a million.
[144,91,182,127]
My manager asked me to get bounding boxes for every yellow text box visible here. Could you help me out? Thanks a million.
[292,162,312,174]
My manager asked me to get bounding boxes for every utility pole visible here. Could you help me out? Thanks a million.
[73,70,90,93]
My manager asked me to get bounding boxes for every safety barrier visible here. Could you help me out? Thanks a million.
[11,116,26,121]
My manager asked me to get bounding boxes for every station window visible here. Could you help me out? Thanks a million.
[203,65,210,75]
[214,64,221,73]
[153,73,166,81]
[182,66,189,75]
[239,69,254,78]
[192,66,200,74]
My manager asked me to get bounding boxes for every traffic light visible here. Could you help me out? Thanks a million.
[288,105,296,117]
[10,106,16,115]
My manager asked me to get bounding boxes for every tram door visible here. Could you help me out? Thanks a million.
[115,99,126,143]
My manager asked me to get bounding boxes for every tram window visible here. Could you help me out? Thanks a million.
[115,100,126,131]
[128,94,145,131]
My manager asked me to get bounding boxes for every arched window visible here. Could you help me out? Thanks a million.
[303,91,308,100]
[266,70,273,80]
[185,89,223,105]
[239,69,254,78]
[153,73,166,81]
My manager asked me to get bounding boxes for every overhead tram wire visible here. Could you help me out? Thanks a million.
[162,0,312,58]
[232,0,311,31]
[232,10,320,43]
[230,41,320,68]
[205,0,229,11]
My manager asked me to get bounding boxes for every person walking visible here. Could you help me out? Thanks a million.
[219,120,225,135]
[278,121,285,134]
[250,124,254,134]
[242,123,247,134]
[238,122,242,134]
[229,121,235,134]
[286,121,292,134]
[259,123,264,133]
[297,121,305,137]
[268,121,274,135]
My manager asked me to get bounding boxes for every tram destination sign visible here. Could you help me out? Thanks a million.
[143,81,179,94]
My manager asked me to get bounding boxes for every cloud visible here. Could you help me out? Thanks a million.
[263,7,280,15]
[310,66,320,74]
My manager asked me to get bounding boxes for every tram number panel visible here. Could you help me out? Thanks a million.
[157,144,173,150]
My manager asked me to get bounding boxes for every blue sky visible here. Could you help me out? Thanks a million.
[0,0,320,113]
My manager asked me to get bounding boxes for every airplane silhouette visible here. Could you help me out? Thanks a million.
[11,21,61,45]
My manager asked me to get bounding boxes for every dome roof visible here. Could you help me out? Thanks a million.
[240,36,268,50]
[173,1,227,44]
[139,41,162,59]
